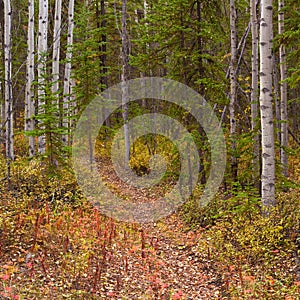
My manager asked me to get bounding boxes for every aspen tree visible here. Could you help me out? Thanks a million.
[62,0,74,145]
[229,0,237,180]
[250,0,260,186]
[260,0,276,208]
[4,0,14,190]
[278,0,288,177]
[37,0,48,154]
[4,0,14,160]
[121,0,130,166]
[25,0,35,156]
[52,0,62,100]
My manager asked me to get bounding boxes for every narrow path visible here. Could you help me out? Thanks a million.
[97,158,226,299]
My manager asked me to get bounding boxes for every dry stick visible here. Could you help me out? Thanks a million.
[225,23,251,79]
[207,103,217,126]
[114,1,122,36]
[288,127,300,146]
[235,22,251,76]
[218,105,227,130]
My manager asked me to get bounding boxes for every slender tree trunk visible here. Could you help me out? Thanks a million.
[96,0,110,128]
[4,0,14,190]
[278,0,288,177]
[0,0,5,132]
[37,0,48,154]
[250,0,260,187]
[291,90,299,134]
[143,0,148,21]
[196,0,203,80]
[273,54,281,143]
[62,0,74,145]
[25,0,35,157]
[4,0,13,159]
[52,0,62,99]
[195,0,205,184]
[134,0,148,106]
[97,0,108,91]
[260,0,276,208]
[142,0,148,108]
[229,0,238,181]
[121,0,130,166]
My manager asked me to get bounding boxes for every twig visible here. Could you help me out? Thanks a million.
[288,127,300,146]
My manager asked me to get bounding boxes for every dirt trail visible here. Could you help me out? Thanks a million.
[97,158,225,299]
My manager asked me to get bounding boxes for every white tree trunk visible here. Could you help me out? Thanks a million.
[1,0,5,135]
[62,0,74,145]
[52,0,62,99]
[142,0,148,107]
[273,54,281,142]
[121,0,130,166]
[250,0,260,186]
[278,0,288,177]
[4,0,14,161]
[260,0,276,208]
[229,0,237,180]
[99,0,108,91]
[37,0,48,154]
[25,0,35,157]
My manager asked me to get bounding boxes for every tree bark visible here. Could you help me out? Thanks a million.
[37,0,48,154]
[25,0,35,157]
[121,0,130,166]
[0,0,5,130]
[4,0,14,190]
[260,0,276,208]
[278,0,288,177]
[96,0,110,129]
[273,54,281,143]
[4,0,14,161]
[97,0,108,91]
[52,0,62,100]
[229,0,238,181]
[62,0,74,145]
[250,0,260,187]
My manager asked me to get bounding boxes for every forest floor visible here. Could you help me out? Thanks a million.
[92,158,227,299]
[0,156,299,299]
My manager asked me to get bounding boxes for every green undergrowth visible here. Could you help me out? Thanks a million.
[0,156,300,299]
[181,186,300,299]
[2,157,85,207]
[0,157,189,299]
